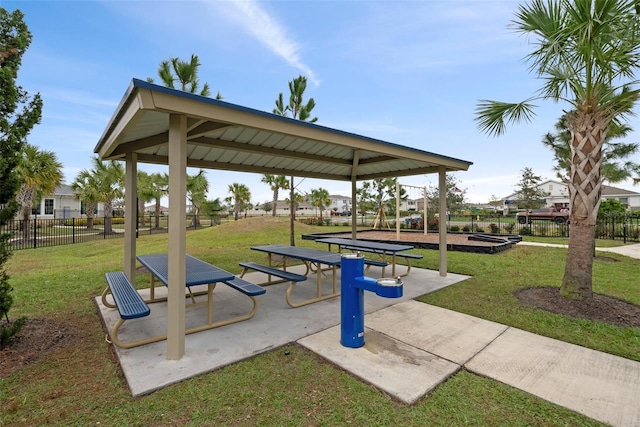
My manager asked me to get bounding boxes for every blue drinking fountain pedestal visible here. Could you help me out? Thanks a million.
[340,253,403,348]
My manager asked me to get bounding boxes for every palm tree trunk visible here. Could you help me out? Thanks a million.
[85,203,96,230]
[154,199,161,229]
[272,190,278,217]
[561,111,607,300]
[17,186,34,241]
[104,198,113,234]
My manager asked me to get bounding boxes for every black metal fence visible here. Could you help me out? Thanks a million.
[2,213,639,251]
[430,214,640,242]
[0,214,223,251]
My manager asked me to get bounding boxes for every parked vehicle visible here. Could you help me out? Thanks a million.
[517,207,569,224]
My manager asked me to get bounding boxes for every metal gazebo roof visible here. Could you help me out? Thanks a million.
[95,79,472,179]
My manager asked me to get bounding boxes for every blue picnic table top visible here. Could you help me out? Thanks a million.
[315,237,414,253]
[251,245,342,265]
[136,254,235,287]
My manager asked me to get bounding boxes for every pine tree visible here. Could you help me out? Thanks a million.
[0,8,43,345]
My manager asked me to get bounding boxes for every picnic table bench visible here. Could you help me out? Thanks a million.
[104,271,152,349]
[238,261,308,285]
[102,254,266,349]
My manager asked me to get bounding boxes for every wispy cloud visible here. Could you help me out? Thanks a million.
[222,0,319,86]
[44,88,118,109]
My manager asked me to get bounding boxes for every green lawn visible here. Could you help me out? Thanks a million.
[2,217,637,426]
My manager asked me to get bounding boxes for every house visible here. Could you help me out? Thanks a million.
[28,184,105,219]
[251,194,351,217]
[503,179,640,213]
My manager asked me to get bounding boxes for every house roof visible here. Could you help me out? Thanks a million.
[53,184,75,197]
[601,184,640,196]
[94,79,472,181]
[503,179,640,200]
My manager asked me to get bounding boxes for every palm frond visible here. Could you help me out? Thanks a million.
[475,99,537,136]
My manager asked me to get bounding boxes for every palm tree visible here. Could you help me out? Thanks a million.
[186,170,208,228]
[543,115,640,184]
[148,54,222,99]
[475,0,640,301]
[310,188,331,222]
[261,174,289,217]
[228,183,251,221]
[147,172,168,229]
[273,75,318,245]
[14,144,63,240]
[136,171,153,228]
[284,192,306,213]
[92,158,124,234]
[71,169,101,230]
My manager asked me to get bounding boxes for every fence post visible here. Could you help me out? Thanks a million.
[33,218,37,249]
[611,217,615,240]
[72,217,75,244]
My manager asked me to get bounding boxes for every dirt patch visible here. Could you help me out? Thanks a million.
[516,287,640,328]
[0,317,79,378]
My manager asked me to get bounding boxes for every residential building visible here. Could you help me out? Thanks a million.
[503,179,640,213]
[24,184,105,219]
[251,194,352,217]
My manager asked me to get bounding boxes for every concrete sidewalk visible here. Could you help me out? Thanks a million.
[299,300,640,427]
[518,241,640,259]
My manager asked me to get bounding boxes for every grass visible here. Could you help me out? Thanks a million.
[2,217,638,426]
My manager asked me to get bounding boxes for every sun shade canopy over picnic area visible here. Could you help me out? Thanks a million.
[93,79,473,360]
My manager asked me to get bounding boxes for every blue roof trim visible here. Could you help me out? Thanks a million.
[96,78,472,167]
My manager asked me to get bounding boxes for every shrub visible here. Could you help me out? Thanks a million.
[519,226,532,235]
[489,223,499,234]
[462,225,471,232]
[504,223,515,234]
[450,225,460,232]
[475,227,485,233]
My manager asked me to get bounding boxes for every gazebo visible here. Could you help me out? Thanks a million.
[94,79,472,360]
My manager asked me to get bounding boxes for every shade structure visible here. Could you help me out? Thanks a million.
[95,79,473,360]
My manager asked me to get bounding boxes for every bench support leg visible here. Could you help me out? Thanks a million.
[107,293,260,349]
[101,286,116,309]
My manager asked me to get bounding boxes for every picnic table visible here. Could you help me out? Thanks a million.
[246,245,344,308]
[101,254,265,348]
[315,237,421,277]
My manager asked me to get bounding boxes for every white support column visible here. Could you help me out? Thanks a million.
[124,152,137,283]
[423,185,427,236]
[167,114,187,360]
[350,150,360,239]
[438,166,448,277]
[396,181,401,240]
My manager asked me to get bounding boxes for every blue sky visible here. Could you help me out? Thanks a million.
[4,0,640,204]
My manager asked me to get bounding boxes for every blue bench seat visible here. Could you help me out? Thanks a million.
[105,271,150,320]
[239,262,307,283]
[223,277,267,296]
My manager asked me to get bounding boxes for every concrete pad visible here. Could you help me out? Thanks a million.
[466,328,640,427]
[97,266,469,396]
[366,300,508,364]
[297,325,460,404]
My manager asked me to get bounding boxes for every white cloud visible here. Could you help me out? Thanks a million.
[223,0,319,86]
